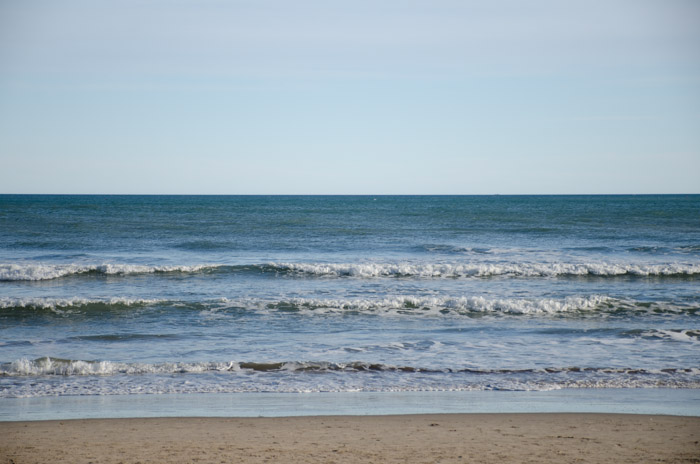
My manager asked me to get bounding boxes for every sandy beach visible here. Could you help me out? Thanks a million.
[1,413,698,463]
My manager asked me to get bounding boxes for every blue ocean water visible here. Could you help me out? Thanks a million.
[1,195,699,407]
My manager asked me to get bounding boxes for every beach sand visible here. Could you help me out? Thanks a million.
[1,414,698,463]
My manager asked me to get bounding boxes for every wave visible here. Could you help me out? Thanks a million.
[4,357,699,378]
[66,333,184,342]
[1,295,696,316]
[3,260,700,282]
[627,245,700,255]
[630,329,700,343]
[0,297,167,314]
[0,263,217,281]
[416,244,501,255]
[3,358,699,397]
[269,295,700,315]
[255,295,641,315]
[268,262,700,278]
[173,240,234,251]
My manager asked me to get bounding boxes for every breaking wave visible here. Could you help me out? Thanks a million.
[251,295,674,315]
[4,357,699,378]
[0,297,168,314]
[268,262,700,278]
[632,329,700,343]
[1,295,696,316]
[2,261,700,282]
[0,263,216,281]
[3,358,699,397]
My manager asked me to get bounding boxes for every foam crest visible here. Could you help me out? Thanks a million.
[417,244,505,255]
[2,358,239,376]
[0,297,165,312]
[269,261,700,278]
[3,359,699,397]
[4,357,700,378]
[2,261,698,281]
[254,295,675,315]
[640,329,700,343]
[1,295,689,316]
[0,263,215,281]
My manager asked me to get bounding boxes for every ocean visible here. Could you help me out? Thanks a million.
[1,195,699,418]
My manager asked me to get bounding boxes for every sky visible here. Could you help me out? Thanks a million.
[0,0,699,194]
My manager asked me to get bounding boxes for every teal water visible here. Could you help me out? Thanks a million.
[3,389,699,421]
[1,195,699,413]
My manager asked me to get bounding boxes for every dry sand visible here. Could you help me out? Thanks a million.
[1,414,699,463]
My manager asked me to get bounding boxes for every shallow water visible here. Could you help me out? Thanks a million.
[3,389,700,421]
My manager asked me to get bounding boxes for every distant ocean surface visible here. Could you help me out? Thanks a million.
[1,195,699,402]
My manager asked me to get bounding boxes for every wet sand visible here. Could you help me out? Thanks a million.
[1,413,699,463]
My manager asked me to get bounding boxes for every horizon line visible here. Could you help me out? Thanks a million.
[1,193,699,197]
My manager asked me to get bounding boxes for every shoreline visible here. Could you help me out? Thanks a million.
[3,388,700,422]
[2,413,698,463]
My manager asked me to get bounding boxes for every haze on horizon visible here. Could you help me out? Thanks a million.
[1,0,698,194]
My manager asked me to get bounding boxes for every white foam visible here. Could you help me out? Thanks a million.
[2,358,238,376]
[2,295,686,316]
[0,263,214,281]
[641,329,700,343]
[270,261,700,278]
[3,358,699,398]
[0,297,165,312]
[5,378,698,398]
[3,261,698,281]
[229,295,628,315]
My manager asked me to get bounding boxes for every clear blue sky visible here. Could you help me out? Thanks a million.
[1,0,698,194]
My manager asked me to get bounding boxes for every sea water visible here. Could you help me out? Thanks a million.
[1,195,699,417]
